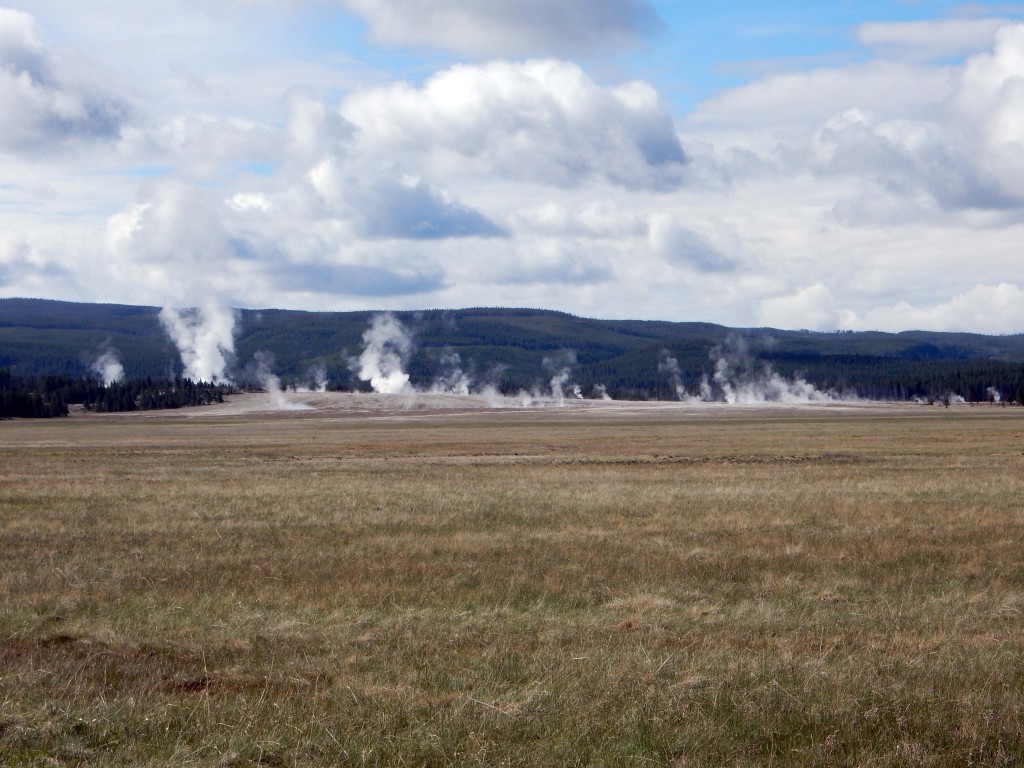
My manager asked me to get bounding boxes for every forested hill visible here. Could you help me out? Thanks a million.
[3,297,1024,402]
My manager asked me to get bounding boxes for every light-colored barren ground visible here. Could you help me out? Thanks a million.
[108,390,935,418]
[2,397,1022,766]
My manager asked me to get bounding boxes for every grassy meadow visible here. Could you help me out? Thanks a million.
[1,401,1023,766]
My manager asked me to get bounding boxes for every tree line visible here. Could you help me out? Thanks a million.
[0,370,234,419]
[4,351,1024,419]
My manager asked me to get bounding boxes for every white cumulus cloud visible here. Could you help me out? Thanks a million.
[342,59,686,190]
[799,23,1024,217]
[758,283,847,331]
[856,283,1024,333]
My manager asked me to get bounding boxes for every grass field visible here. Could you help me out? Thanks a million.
[2,397,1023,766]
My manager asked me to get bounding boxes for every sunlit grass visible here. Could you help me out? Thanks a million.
[2,404,1023,765]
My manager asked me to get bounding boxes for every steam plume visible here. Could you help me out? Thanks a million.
[357,313,413,394]
[543,351,578,405]
[159,300,236,383]
[705,335,837,404]
[92,347,125,386]
[247,350,311,411]
[658,350,709,402]
[658,351,689,400]
[430,351,472,394]
[297,364,328,393]
[478,384,505,406]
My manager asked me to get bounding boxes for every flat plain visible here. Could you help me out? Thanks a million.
[2,395,1023,766]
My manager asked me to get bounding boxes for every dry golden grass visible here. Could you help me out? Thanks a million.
[1,399,1023,766]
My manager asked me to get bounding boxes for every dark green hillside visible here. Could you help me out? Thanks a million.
[2,297,1023,402]
[0,299,178,379]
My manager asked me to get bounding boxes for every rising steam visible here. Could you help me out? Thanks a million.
[659,335,841,404]
[298,364,329,393]
[705,335,837,404]
[658,351,690,401]
[543,351,580,405]
[357,313,413,394]
[348,318,846,408]
[247,350,311,411]
[92,347,125,385]
[430,351,472,395]
[704,337,839,409]
[352,316,596,407]
[159,301,236,383]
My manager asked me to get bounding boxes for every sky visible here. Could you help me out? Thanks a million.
[3,1,1024,332]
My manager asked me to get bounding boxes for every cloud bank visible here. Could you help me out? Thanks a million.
[1,5,1024,335]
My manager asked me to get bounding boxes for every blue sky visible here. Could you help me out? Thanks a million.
[276,1,1024,110]
[649,2,906,100]
[3,1,1024,334]
[645,2,1024,113]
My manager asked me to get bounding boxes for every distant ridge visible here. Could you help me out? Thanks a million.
[2,297,1023,402]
